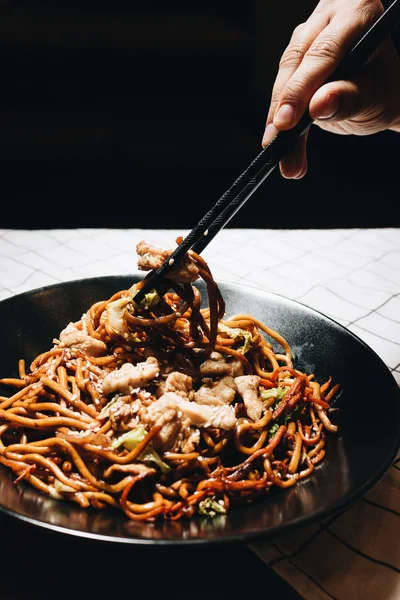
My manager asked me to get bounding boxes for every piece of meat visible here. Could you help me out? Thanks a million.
[199,352,244,378]
[155,392,236,430]
[142,395,183,452]
[235,375,262,422]
[194,376,237,406]
[141,394,201,454]
[104,463,156,477]
[136,240,199,283]
[204,404,237,430]
[165,371,193,398]
[102,357,159,395]
[109,397,141,431]
[176,427,200,454]
[229,359,245,377]
[199,352,231,376]
[58,321,107,357]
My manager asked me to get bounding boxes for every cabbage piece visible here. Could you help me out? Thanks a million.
[268,422,280,438]
[141,290,161,308]
[53,479,76,494]
[217,323,253,354]
[198,497,226,518]
[97,394,120,420]
[260,386,288,402]
[48,480,76,500]
[48,486,64,500]
[130,284,160,309]
[139,448,171,474]
[111,425,171,473]
[103,297,130,338]
[111,424,147,450]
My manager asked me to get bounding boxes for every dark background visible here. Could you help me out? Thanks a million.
[0,0,399,230]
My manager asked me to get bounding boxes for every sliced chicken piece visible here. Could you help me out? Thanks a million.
[176,427,201,454]
[230,360,245,377]
[199,352,231,377]
[200,352,244,378]
[105,463,156,477]
[165,371,193,398]
[136,240,199,283]
[109,397,142,431]
[142,395,183,452]
[156,392,236,430]
[102,357,159,395]
[204,404,237,430]
[58,321,107,357]
[142,395,201,454]
[194,376,237,406]
[235,375,263,422]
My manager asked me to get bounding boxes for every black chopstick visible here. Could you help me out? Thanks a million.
[133,0,400,303]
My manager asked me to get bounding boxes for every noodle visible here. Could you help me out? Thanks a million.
[0,239,340,522]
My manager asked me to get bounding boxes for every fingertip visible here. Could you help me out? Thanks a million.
[262,123,280,147]
[273,103,295,129]
[293,163,308,179]
[279,132,308,179]
[280,158,306,179]
[280,167,306,179]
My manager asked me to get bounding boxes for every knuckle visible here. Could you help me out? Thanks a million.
[279,43,307,70]
[306,36,341,64]
[356,0,384,27]
[278,80,307,106]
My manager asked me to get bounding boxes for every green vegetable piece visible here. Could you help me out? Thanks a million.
[111,424,147,450]
[260,386,288,402]
[141,290,161,308]
[140,448,171,474]
[268,422,280,438]
[111,425,171,473]
[217,323,253,354]
[198,497,226,518]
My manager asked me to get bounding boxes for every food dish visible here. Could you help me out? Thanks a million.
[0,245,341,524]
[0,273,399,544]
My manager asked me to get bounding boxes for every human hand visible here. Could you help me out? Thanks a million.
[262,0,400,179]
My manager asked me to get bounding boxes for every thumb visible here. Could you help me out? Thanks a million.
[309,80,364,123]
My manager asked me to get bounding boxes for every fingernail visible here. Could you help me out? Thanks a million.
[316,93,339,119]
[274,103,295,128]
[262,123,279,147]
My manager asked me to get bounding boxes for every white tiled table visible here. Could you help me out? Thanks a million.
[1,227,399,599]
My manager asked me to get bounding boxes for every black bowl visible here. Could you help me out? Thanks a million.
[0,275,399,545]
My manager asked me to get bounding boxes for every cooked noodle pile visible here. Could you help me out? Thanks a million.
[0,239,340,521]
